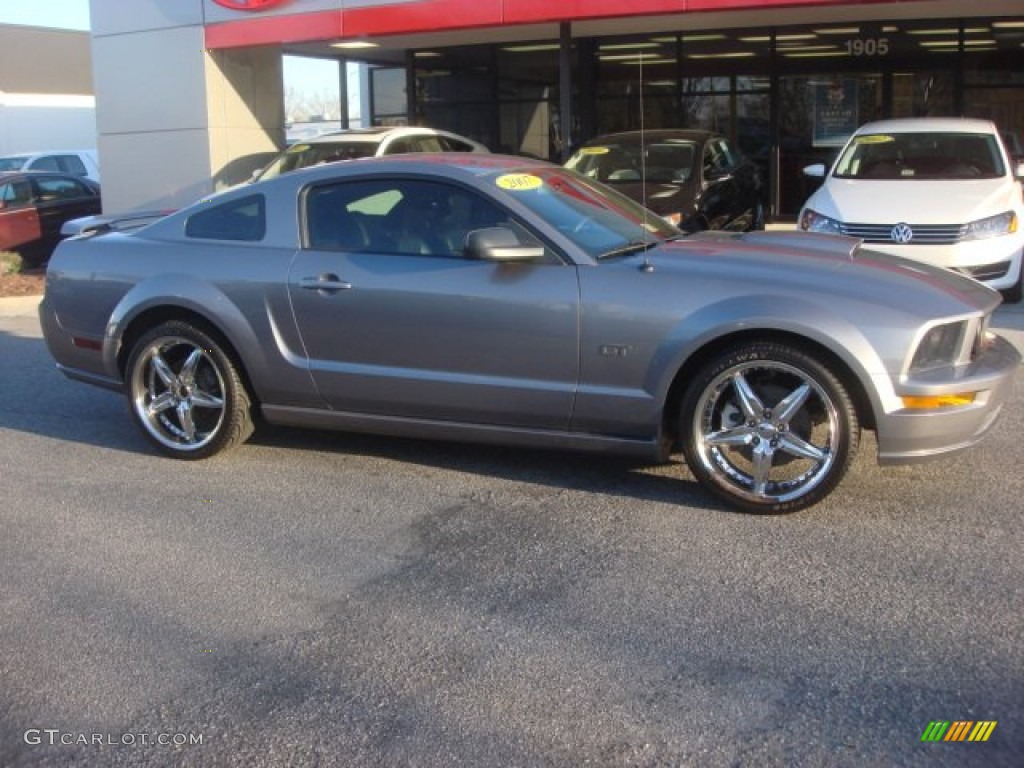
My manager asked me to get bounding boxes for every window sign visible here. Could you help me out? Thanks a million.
[813,79,859,147]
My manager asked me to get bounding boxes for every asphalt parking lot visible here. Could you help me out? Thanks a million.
[0,298,1021,767]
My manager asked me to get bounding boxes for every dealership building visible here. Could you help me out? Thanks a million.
[89,0,1024,217]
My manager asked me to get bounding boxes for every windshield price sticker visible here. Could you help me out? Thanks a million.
[496,174,543,191]
[579,147,610,155]
[854,135,895,144]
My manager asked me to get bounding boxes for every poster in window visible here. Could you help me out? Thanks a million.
[813,80,858,147]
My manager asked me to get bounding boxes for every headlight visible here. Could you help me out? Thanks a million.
[910,321,967,371]
[963,211,1017,241]
[798,209,842,234]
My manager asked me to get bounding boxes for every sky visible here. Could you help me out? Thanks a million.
[0,0,343,108]
[0,0,91,30]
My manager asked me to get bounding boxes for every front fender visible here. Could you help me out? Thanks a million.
[648,294,894,421]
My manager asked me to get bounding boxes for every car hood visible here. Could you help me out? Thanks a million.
[804,177,1020,223]
[608,180,696,216]
[646,230,1000,315]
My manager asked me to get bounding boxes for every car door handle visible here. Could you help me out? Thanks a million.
[298,274,352,293]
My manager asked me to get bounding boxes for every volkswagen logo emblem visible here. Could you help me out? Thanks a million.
[890,223,914,244]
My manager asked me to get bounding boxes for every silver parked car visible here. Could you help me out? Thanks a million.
[253,126,489,182]
[40,155,1019,513]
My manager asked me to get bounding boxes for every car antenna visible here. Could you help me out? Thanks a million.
[638,52,655,273]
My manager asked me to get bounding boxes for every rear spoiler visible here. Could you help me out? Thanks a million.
[61,210,174,237]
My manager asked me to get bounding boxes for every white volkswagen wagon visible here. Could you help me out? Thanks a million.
[799,118,1024,302]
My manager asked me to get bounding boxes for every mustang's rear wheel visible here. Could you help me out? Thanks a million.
[126,321,253,459]
[680,342,859,514]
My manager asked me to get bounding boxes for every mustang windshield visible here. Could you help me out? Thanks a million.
[486,167,681,259]
[833,132,1006,180]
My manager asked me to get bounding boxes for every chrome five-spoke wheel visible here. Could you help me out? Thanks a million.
[127,321,253,459]
[681,342,859,513]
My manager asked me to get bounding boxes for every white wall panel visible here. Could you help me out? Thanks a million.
[90,0,204,37]
[92,26,209,136]
[97,130,212,213]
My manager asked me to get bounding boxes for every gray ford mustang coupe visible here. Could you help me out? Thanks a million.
[40,154,1020,513]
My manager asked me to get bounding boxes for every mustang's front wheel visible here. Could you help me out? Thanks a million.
[126,321,254,459]
[681,342,860,514]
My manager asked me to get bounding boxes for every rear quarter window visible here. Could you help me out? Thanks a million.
[185,194,265,241]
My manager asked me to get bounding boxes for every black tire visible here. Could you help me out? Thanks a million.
[680,341,860,514]
[126,320,254,459]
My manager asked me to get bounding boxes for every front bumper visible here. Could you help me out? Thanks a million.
[874,333,1020,464]
[866,237,1023,292]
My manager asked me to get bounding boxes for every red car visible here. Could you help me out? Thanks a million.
[0,171,101,266]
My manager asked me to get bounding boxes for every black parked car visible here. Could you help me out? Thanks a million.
[0,171,101,266]
[565,130,764,232]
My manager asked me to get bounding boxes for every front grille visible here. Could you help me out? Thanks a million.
[840,222,967,245]
[952,261,1011,281]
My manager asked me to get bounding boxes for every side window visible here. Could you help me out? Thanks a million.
[185,194,265,241]
[29,156,60,172]
[386,138,416,155]
[57,155,89,176]
[305,178,550,260]
[715,139,740,171]
[33,176,92,201]
[414,136,444,152]
[703,141,731,176]
[438,136,474,153]
[0,179,32,207]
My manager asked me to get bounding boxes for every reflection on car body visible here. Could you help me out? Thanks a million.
[40,154,1019,513]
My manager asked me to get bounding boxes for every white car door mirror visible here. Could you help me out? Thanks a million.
[803,163,826,178]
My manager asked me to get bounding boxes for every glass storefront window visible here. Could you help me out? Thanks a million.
[890,72,953,117]
[370,67,407,125]
[355,15,1023,217]
[962,18,1024,156]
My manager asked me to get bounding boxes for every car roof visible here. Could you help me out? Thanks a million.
[0,149,95,157]
[193,154,551,206]
[0,170,94,181]
[853,117,998,135]
[143,153,553,241]
[581,129,718,146]
[299,127,455,145]
[289,152,549,181]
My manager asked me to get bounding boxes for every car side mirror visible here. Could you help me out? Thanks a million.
[465,226,545,263]
[803,163,826,178]
[1015,160,1024,180]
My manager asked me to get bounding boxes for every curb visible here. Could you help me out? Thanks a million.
[0,295,42,318]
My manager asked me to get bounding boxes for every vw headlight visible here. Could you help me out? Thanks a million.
[798,209,842,234]
[963,211,1017,241]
